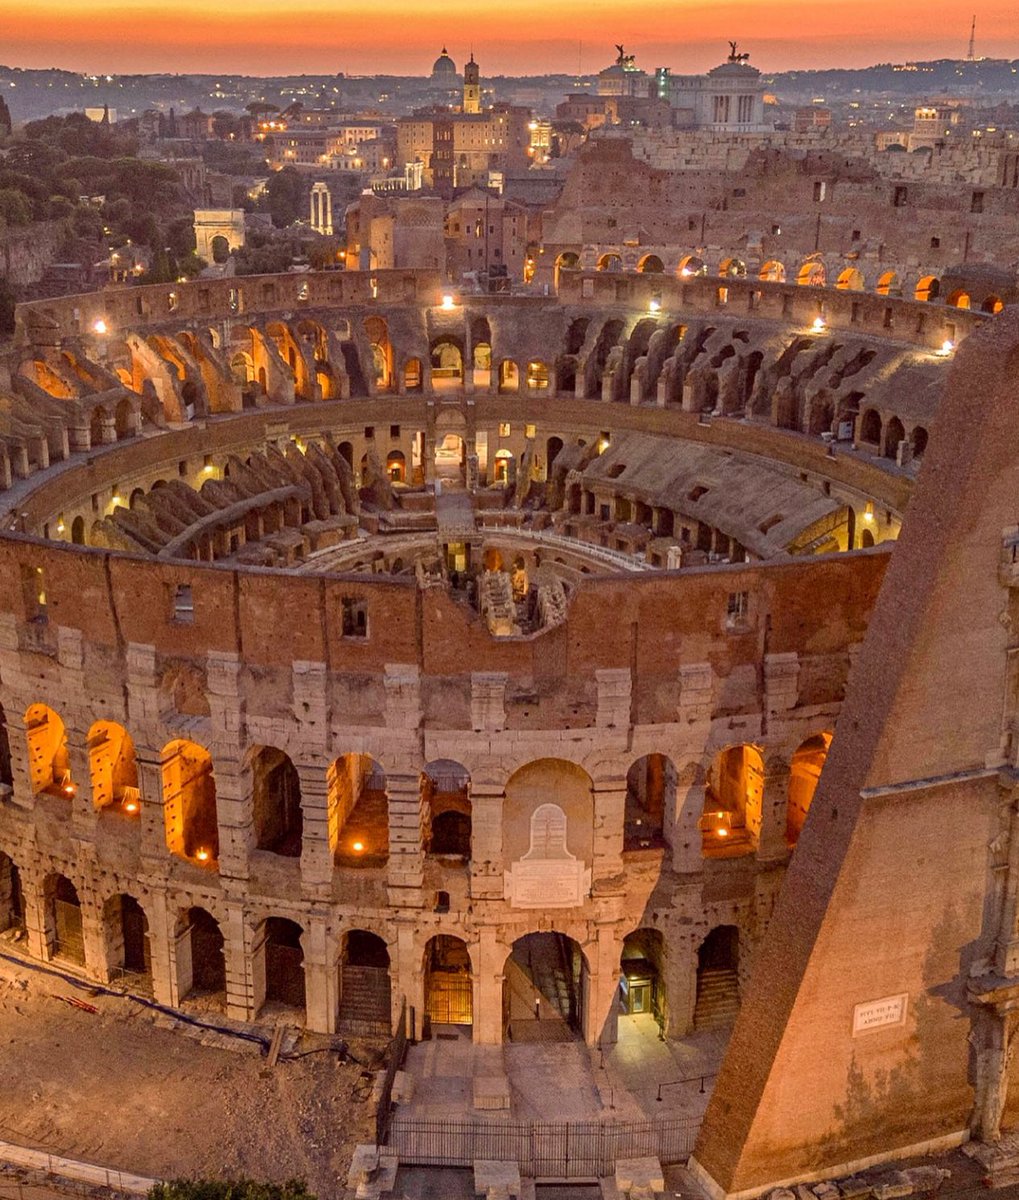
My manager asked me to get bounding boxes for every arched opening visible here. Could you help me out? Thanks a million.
[71,516,86,545]
[403,358,423,393]
[364,315,393,390]
[162,739,219,867]
[88,721,140,818]
[759,260,786,283]
[884,416,905,460]
[915,275,940,302]
[0,852,24,933]
[493,447,513,484]
[678,255,706,278]
[472,341,492,389]
[0,703,11,789]
[797,259,826,287]
[526,360,549,390]
[258,917,305,1016]
[423,760,471,859]
[498,360,519,393]
[637,254,664,274]
[386,450,406,483]
[329,753,388,867]
[114,397,136,439]
[946,289,971,310]
[859,409,882,446]
[619,928,666,1035]
[912,425,929,458]
[230,351,253,386]
[835,267,864,291]
[546,436,564,474]
[251,747,303,857]
[554,251,580,290]
[45,874,84,965]
[700,745,763,857]
[982,295,1005,315]
[430,338,464,391]
[694,926,740,1031]
[24,704,72,798]
[210,234,230,264]
[861,528,876,548]
[788,733,832,846]
[338,929,391,1034]
[597,252,622,273]
[624,754,673,850]
[503,932,587,1042]
[719,257,747,278]
[876,270,900,297]
[104,893,150,983]
[424,934,473,1029]
[176,906,226,1006]
[338,440,354,469]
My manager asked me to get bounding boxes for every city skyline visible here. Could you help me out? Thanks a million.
[3,0,1016,77]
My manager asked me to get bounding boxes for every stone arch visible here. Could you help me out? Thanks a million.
[364,315,393,390]
[114,396,137,439]
[915,274,940,302]
[403,357,423,392]
[102,893,150,981]
[859,408,882,446]
[503,931,588,1042]
[554,251,580,290]
[624,753,674,850]
[504,758,594,875]
[797,259,826,287]
[24,703,72,797]
[498,359,519,393]
[678,255,706,277]
[424,934,473,1028]
[701,744,764,857]
[759,260,786,283]
[719,257,747,278]
[597,252,623,272]
[161,739,218,867]
[71,515,86,544]
[0,851,23,933]
[946,289,971,310]
[835,267,864,291]
[337,928,392,1034]
[620,927,666,1030]
[43,873,84,965]
[637,254,664,274]
[788,732,832,846]
[422,759,471,859]
[257,916,306,1017]
[912,425,929,458]
[175,906,226,1005]
[87,720,139,816]
[876,270,900,297]
[694,926,740,1031]
[983,295,1005,315]
[884,416,905,460]
[328,753,388,866]
[386,449,406,482]
[248,746,302,858]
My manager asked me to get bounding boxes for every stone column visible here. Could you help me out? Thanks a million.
[302,911,335,1034]
[971,1005,1019,1143]
[592,778,626,886]
[595,668,631,730]
[393,920,426,1039]
[223,900,255,1023]
[298,764,333,896]
[387,773,426,909]
[470,782,505,900]
[206,651,250,881]
[673,663,714,875]
[145,888,175,1007]
[756,759,791,864]
[21,871,49,961]
[472,926,502,1046]
[585,925,622,1047]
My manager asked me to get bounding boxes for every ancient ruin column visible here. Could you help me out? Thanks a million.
[20,871,48,961]
[756,759,791,863]
[205,651,251,882]
[970,1005,1019,1143]
[386,773,426,908]
[298,763,334,896]
[223,900,254,1023]
[592,776,626,884]
[475,925,504,1045]
[585,924,623,1046]
[144,888,175,1007]
[393,920,426,1039]
[470,781,504,901]
[302,912,335,1034]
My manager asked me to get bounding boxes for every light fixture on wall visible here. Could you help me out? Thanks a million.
[937,339,955,357]
[440,294,456,311]
[92,318,109,335]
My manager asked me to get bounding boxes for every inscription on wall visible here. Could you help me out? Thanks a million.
[852,993,908,1036]
[504,802,592,910]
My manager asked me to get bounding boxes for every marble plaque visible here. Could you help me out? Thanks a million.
[505,802,592,909]
[852,993,908,1036]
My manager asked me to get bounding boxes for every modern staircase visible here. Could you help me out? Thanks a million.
[693,968,740,1030]
[506,934,578,1043]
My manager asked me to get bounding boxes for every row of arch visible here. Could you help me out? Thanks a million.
[16,705,832,869]
[0,852,741,1041]
[575,252,1005,312]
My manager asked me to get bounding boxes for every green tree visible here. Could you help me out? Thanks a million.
[0,188,31,225]
[261,166,305,228]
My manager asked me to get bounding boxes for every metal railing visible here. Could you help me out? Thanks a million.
[374,997,409,1147]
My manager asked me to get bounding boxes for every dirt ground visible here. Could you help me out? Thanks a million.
[0,951,383,1197]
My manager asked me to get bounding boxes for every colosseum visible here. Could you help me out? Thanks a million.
[0,262,1014,1197]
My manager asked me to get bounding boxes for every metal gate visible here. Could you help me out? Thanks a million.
[426,972,473,1025]
[53,900,84,964]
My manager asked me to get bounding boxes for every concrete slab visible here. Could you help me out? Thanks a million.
[474,1159,522,1198]
[615,1157,665,1196]
[473,1074,512,1111]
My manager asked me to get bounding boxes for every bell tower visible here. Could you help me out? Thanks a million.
[464,53,481,114]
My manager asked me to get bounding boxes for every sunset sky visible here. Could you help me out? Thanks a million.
[2,0,1016,76]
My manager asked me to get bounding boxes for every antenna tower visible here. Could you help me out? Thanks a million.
[967,14,976,60]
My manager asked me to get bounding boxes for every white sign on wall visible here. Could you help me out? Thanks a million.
[504,803,591,909]
[852,993,908,1036]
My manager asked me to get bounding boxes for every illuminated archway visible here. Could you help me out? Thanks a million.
[162,739,218,867]
[701,745,763,857]
[759,260,786,283]
[787,732,832,846]
[24,704,72,798]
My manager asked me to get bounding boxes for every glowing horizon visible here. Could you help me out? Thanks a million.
[2,0,1016,77]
